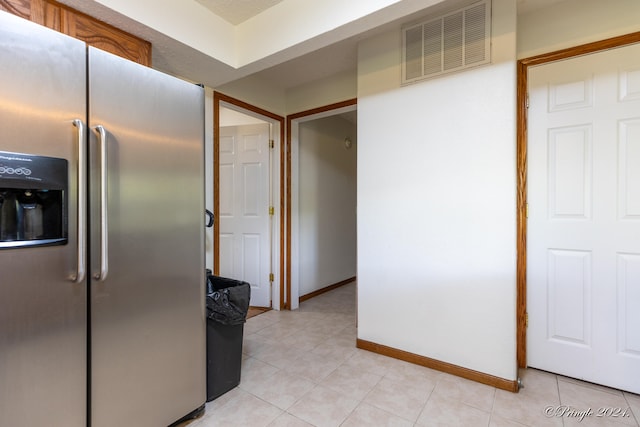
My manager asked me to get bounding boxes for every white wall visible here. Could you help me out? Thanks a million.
[216,68,357,118]
[298,116,357,296]
[220,107,267,126]
[216,75,287,116]
[357,0,518,381]
[286,70,357,114]
[517,0,640,59]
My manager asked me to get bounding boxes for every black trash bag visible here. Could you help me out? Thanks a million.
[206,275,251,326]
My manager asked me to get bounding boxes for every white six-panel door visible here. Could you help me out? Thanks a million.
[219,123,272,307]
[527,43,640,393]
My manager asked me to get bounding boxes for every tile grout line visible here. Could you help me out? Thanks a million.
[556,373,566,427]
[621,393,640,427]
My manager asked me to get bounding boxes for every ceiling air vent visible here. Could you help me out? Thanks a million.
[402,0,491,85]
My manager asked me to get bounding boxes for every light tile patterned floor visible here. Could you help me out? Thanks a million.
[185,282,640,427]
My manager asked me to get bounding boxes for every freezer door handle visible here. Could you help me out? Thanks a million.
[94,125,109,281]
[71,119,87,283]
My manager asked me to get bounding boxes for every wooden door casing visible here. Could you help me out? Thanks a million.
[516,31,640,371]
[526,43,640,393]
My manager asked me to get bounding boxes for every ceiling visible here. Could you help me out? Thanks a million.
[58,0,570,91]
[196,0,563,26]
[194,0,286,25]
[196,0,569,90]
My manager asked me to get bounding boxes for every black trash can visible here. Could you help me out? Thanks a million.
[205,272,251,402]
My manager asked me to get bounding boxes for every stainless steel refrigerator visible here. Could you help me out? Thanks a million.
[0,11,206,427]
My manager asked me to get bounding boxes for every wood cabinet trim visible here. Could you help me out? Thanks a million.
[1,0,151,66]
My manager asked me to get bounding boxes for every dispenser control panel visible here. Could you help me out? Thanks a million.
[0,151,68,249]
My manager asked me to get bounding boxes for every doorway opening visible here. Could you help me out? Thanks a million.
[516,32,640,393]
[286,99,357,310]
[213,92,285,309]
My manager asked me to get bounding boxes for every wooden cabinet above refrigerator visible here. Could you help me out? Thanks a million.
[0,0,151,66]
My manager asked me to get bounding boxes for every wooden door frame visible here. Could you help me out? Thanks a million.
[285,98,357,309]
[516,32,640,368]
[213,92,286,309]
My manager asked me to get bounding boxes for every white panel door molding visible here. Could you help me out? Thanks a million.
[527,43,640,394]
[219,123,272,307]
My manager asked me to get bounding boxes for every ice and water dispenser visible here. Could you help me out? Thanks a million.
[0,151,68,248]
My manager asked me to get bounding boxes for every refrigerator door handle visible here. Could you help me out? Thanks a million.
[94,125,109,281]
[71,119,87,283]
